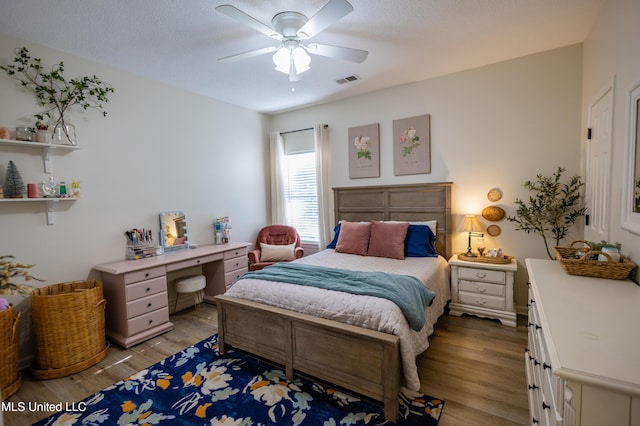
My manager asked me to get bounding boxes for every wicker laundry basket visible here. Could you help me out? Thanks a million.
[0,305,21,399]
[30,280,109,379]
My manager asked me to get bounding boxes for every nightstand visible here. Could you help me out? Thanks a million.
[448,254,517,327]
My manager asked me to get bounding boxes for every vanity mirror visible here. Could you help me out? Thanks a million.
[159,211,190,252]
[622,81,640,234]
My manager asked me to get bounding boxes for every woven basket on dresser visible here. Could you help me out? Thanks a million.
[553,240,637,280]
[30,280,109,379]
[0,305,21,399]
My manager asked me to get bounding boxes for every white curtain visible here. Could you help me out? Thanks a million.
[314,124,331,248]
[270,130,287,224]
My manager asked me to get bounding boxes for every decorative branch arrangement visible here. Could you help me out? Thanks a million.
[0,47,114,144]
[0,255,44,297]
[506,167,587,259]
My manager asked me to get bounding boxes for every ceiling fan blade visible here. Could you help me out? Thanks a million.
[306,43,368,63]
[216,4,282,40]
[297,0,354,39]
[218,46,279,63]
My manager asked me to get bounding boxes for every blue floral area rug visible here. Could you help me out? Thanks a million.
[34,334,443,425]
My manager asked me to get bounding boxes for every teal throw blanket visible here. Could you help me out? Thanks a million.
[238,263,436,331]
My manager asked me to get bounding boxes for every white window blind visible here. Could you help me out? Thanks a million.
[283,151,319,244]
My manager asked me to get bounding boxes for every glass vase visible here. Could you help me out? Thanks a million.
[52,122,77,146]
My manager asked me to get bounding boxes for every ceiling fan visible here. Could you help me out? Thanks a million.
[215,0,368,84]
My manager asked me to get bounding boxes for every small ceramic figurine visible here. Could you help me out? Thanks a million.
[71,180,80,198]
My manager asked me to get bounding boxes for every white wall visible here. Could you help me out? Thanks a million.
[271,45,584,310]
[581,0,640,282]
[0,33,269,285]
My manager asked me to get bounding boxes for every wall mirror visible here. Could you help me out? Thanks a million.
[622,80,640,234]
[159,211,190,252]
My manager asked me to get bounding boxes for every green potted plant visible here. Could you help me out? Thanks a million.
[506,167,587,259]
[0,46,114,145]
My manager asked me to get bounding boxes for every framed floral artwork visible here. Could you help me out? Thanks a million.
[393,114,431,175]
[348,123,380,178]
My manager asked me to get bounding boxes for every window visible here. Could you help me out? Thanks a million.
[282,151,319,244]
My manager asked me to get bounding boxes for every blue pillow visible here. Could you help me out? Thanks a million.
[326,222,342,249]
[404,224,438,257]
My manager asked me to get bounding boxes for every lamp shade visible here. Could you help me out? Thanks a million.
[273,43,310,81]
[458,215,485,233]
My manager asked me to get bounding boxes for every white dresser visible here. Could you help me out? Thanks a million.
[449,254,517,327]
[526,258,640,426]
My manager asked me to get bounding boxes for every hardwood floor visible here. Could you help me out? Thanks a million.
[3,304,529,425]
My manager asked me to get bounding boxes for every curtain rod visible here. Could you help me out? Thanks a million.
[280,124,328,135]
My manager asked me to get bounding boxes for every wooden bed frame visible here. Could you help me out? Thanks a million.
[215,183,452,422]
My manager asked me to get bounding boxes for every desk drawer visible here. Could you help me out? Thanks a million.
[224,257,246,273]
[459,267,506,284]
[127,292,168,319]
[459,291,505,310]
[126,276,167,301]
[124,266,165,285]
[224,246,247,260]
[128,307,169,336]
[166,253,222,272]
[459,279,505,297]
[225,267,248,287]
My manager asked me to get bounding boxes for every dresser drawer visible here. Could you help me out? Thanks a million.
[127,291,168,319]
[224,256,246,273]
[123,266,166,285]
[459,291,505,310]
[125,276,167,301]
[459,279,505,297]
[458,267,506,284]
[224,246,247,260]
[225,267,248,287]
[128,307,170,336]
[166,253,222,272]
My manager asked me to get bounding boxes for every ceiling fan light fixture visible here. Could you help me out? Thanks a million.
[273,43,311,81]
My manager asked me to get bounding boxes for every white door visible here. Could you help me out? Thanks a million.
[585,83,614,243]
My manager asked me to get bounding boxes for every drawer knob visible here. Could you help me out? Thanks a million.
[475,298,487,305]
[147,303,152,308]
[528,384,539,390]
[146,288,151,293]
[197,259,201,264]
[145,272,150,278]
[148,319,153,325]
[542,402,551,411]
[543,362,551,370]
[475,285,486,293]
[476,272,486,278]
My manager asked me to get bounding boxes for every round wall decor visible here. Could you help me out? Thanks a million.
[487,188,503,202]
[482,206,505,221]
[486,224,502,236]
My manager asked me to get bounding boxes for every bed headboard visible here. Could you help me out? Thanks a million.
[333,183,453,259]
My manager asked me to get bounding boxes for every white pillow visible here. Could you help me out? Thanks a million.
[260,242,296,262]
[410,220,437,235]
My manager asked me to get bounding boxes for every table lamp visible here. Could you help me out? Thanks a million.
[459,215,485,257]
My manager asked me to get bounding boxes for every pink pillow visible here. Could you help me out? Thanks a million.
[335,221,371,256]
[367,221,409,259]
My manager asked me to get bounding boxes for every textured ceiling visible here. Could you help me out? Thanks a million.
[0,0,603,114]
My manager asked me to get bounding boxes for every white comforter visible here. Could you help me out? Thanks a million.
[224,249,451,390]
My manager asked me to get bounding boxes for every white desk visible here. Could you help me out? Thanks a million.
[94,243,249,348]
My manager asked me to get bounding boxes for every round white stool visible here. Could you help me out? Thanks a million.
[174,275,206,315]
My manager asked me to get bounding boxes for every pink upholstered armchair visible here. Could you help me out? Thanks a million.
[248,225,304,271]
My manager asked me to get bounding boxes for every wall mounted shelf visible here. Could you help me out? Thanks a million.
[0,138,79,173]
[0,197,77,225]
